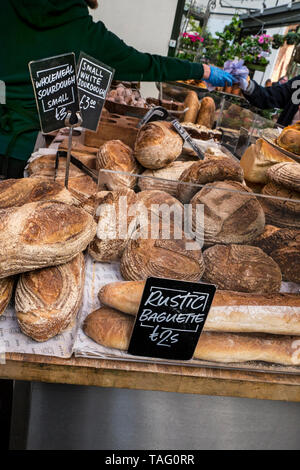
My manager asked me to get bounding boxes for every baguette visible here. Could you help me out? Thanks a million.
[83,307,300,365]
[183,91,200,123]
[99,281,300,335]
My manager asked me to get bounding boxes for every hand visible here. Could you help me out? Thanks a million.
[203,65,237,87]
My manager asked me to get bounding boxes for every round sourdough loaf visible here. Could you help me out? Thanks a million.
[16,253,85,342]
[134,121,183,169]
[202,244,282,293]
[97,139,140,190]
[177,157,244,203]
[0,201,97,278]
[266,162,300,192]
[260,181,300,228]
[138,161,194,196]
[190,181,265,246]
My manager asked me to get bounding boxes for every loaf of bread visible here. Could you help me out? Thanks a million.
[240,139,293,184]
[66,175,98,200]
[0,178,81,209]
[88,189,137,262]
[277,121,300,155]
[0,277,14,316]
[138,161,194,196]
[183,91,200,123]
[0,201,96,278]
[253,227,300,283]
[266,162,300,192]
[260,181,300,229]
[99,281,300,335]
[97,140,140,190]
[16,253,85,342]
[83,307,300,365]
[135,190,184,229]
[196,96,216,129]
[202,244,282,293]
[177,158,244,203]
[59,139,98,169]
[181,122,222,141]
[27,155,84,179]
[134,121,183,169]
[120,236,205,282]
[191,181,265,246]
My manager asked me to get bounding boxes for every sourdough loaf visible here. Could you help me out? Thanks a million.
[266,162,300,192]
[196,96,216,129]
[138,161,194,196]
[183,91,200,123]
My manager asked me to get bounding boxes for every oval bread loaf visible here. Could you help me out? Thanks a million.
[196,96,216,129]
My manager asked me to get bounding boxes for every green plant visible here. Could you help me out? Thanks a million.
[272,34,285,49]
[285,31,300,45]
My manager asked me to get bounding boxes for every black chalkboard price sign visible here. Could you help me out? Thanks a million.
[128,277,216,361]
[77,52,114,131]
[29,53,80,133]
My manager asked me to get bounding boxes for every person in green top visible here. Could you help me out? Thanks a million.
[0,0,235,178]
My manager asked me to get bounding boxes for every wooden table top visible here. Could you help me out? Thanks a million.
[1,352,300,402]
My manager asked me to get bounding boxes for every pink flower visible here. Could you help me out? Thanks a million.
[200,37,204,42]
[258,37,265,44]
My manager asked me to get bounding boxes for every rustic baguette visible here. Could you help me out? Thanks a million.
[16,253,85,342]
[99,281,300,335]
[83,307,300,365]
[0,201,97,278]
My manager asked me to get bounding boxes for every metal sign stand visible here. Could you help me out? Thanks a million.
[63,111,83,188]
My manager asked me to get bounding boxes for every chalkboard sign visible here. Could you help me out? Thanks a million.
[171,119,204,160]
[128,277,216,361]
[138,106,170,128]
[77,52,114,131]
[29,53,80,133]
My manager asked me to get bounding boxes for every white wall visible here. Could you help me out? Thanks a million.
[91,0,178,97]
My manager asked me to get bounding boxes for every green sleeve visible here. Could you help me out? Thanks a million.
[83,17,204,82]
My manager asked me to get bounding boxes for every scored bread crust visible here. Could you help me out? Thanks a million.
[0,201,96,278]
[0,277,14,316]
[16,253,85,342]
[266,162,300,192]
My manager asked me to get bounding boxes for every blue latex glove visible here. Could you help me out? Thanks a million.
[206,66,237,87]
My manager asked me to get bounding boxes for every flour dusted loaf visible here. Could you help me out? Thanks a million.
[16,253,85,342]
[97,140,140,190]
[202,244,282,293]
[0,201,96,278]
[138,161,194,196]
[177,157,244,203]
[134,121,183,169]
[196,96,216,129]
[83,307,300,365]
[0,277,14,316]
[99,281,300,335]
[191,181,265,246]
[266,162,300,192]
[0,178,81,209]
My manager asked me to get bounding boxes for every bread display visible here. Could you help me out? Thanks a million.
[0,201,96,278]
[134,121,183,169]
[88,189,137,262]
[83,306,300,365]
[240,138,293,184]
[190,181,265,246]
[196,96,216,129]
[177,158,244,203]
[276,121,300,155]
[138,161,194,196]
[253,227,300,283]
[0,178,81,209]
[266,162,300,192]
[97,140,140,190]
[202,244,282,293]
[120,236,205,282]
[0,277,14,316]
[16,253,85,342]
[183,91,200,123]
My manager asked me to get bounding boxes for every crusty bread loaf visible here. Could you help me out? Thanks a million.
[196,96,216,129]
[260,181,300,229]
[0,178,81,209]
[0,277,14,316]
[97,140,140,190]
[266,162,300,192]
[183,91,200,123]
[83,306,300,365]
[134,121,183,169]
[120,236,205,282]
[88,189,137,262]
[59,139,98,169]
[181,122,222,141]
[99,281,300,335]
[16,253,85,342]
[177,158,244,203]
[66,175,98,200]
[253,227,300,283]
[138,161,194,196]
[191,181,265,246]
[202,244,282,293]
[0,201,96,278]
[276,121,300,155]
[27,155,84,179]
[240,139,293,184]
